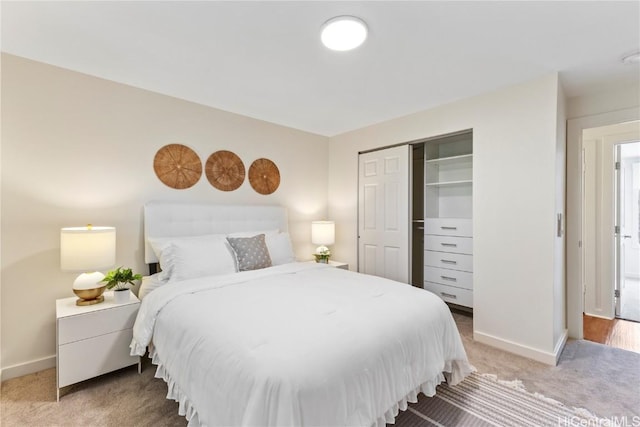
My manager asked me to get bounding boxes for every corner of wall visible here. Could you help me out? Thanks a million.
[474,329,567,366]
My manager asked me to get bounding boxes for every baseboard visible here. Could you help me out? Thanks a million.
[1,355,55,382]
[474,330,568,366]
[552,330,569,365]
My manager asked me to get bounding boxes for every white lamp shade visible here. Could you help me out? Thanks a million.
[60,226,116,272]
[311,221,335,245]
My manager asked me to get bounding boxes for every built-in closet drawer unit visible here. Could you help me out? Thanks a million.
[424,251,473,272]
[424,235,473,255]
[424,266,473,290]
[423,282,473,307]
[424,218,472,237]
[423,133,473,308]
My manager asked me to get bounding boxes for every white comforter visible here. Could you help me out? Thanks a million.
[131,262,474,426]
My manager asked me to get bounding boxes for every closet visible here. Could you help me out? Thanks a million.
[358,130,473,309]
[419,132,473,309]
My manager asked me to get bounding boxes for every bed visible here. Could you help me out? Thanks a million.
[131,201,474,426]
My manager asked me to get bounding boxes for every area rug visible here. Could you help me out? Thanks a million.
[396,373,606,427]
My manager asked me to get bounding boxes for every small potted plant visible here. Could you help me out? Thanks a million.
[313,247,331,264]
[102,267,142,303]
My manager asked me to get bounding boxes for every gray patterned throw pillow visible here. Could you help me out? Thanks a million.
[226,234,273,271]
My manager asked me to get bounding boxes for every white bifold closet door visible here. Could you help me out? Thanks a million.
[358,145,410,283]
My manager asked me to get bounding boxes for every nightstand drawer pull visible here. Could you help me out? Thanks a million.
[440,275,457,282]
[441,226,457,230]
[441,243,457,247]
[440,259,457,264]
[441,292,457,299]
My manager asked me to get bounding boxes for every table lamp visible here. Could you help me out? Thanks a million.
[312,220,335,263]
[60,225,116,306]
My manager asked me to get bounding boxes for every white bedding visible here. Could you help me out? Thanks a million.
[131,262,474,426]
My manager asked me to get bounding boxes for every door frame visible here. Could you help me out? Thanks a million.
[567,107,640,339]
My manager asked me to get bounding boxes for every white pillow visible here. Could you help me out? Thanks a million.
[148,234,237,282]
[138,274,164,300]
[266,232,296,265]
[227,229,279,238]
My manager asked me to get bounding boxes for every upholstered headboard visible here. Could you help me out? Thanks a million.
[143,201,289,264]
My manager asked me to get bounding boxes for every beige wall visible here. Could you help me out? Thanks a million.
[328,74,566,364]
[0,54,329,378]
[567,80,640,120]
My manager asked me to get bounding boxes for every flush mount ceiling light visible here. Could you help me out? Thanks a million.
[621,51,640,64]
[321,16,368,51]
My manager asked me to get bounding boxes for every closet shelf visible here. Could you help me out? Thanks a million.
[425,179,472,187]
[425,153,473,164]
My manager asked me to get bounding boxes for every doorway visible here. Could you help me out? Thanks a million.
[582,122,640,353]
[615,141,640,323]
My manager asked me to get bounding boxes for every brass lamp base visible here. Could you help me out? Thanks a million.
[76,295,104,306]
[73,286,107,306]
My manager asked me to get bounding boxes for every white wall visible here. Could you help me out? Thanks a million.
[329,73,566,364]
[567,80,640,120]
[0,54,330,379]
[553,83,567,349]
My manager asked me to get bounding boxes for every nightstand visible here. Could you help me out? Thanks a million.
[56,291,141,401]
[306,260,349,270]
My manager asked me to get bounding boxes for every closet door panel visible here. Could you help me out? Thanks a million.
[358,146,410,283]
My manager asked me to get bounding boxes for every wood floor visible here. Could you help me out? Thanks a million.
[583,314,640,353]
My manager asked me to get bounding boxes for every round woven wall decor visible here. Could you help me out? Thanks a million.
[205,150,245,191]
[153,144,202,189]
[249,158,280,195]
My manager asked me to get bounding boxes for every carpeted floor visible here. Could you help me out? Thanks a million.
[451,312,640,419]
[2,311,639,426]
[398,372,605,427]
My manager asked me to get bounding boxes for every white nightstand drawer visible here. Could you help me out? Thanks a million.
[424,251,473,272]
[58,328,138,388]
[305,260,349,270]
[424,235,473,255]
[425,218,472,237]
[58,303,138,345]
[327,261,349,270]
[423,282,473,307]
[424,266,473,290]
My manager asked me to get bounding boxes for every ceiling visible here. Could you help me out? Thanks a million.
[2,1,639,136]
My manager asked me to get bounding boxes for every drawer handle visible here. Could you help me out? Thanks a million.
[441,259,457,264]
[441,276,457,282]
[441,226,457,230]
[441,243,457,247]
[441,292,457,299]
